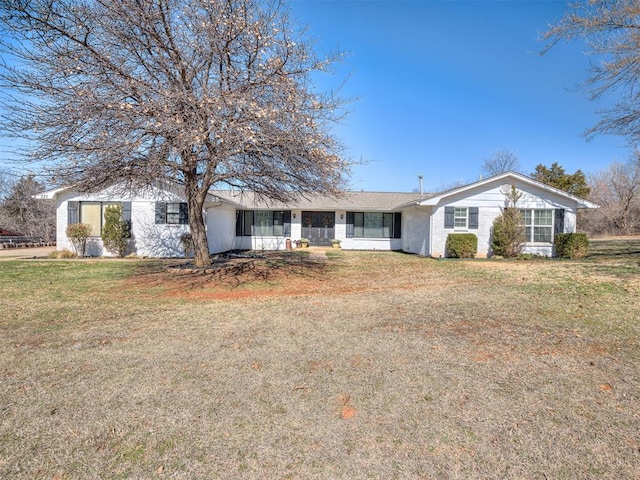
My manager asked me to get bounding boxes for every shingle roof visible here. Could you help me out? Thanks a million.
[210,190,426,211]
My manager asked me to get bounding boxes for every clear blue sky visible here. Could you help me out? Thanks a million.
[290,0,629,193]
[0,1,629,193]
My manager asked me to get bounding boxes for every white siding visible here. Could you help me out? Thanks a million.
[228,208,401,251]
[430,179,581,258]
[401,205,431,256]
[340,238,401,250]
[55,185,192,257]
[206,204,237,254]
[131,200,188,258]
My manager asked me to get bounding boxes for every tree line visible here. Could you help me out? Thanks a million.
[0,170,55,241]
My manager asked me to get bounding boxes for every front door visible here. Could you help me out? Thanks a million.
[301,211,335,246]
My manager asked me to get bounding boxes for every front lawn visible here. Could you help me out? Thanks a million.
[1,240,638,479]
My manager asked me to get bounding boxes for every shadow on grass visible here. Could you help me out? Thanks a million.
[128,251,331,292]
[587,237,640,259]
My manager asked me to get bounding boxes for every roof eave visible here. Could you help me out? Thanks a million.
[413,171,600,209]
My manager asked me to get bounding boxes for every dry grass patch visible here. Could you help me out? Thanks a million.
[1,242,639,479]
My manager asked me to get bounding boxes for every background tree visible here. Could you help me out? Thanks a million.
[481,149,521,177]
[0,168,16,202]
[0,174,56,240]
[586,154,640,235]
[542,0,640,143]
[532,162,590,198]
[0,0,349,267]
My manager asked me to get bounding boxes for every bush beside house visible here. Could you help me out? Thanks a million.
[446,233,477,258]
[555,233,589,259]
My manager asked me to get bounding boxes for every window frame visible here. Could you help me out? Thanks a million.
[235,210,291,237]
[71,201,127,237]
[520,208,554,243]
[155,202,189,225]
[453,207,468,229]
[346,211,401,239]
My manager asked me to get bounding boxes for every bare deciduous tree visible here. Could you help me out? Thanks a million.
[0,168,16,201]
[542,1,640,143]
[481,149,521,177]
[587,154,640,235]
[0,0,350,266]
[0,174,56,241]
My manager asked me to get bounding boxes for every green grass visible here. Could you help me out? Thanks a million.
[1,240,639,479]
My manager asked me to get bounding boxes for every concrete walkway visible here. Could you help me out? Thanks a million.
[306,247,330,261]
[0,246,57,260]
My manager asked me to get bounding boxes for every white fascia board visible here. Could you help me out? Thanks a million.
[414,171,599,209]
[34,185,72,200]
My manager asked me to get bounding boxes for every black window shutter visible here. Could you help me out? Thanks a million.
[393,212,402,239]
[155,202,166,224]
[554,208,565,235]
[283,210,292,237]
[444,206,454,228]
[243,210,254,236]
[468,207,479,229]
[179,203,189,224]
[235,210,243,236]
[67,201,79,225]
[122,202,132,223]
[346,212,355,238]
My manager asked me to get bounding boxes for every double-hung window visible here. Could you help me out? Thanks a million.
[444,206,479,230]
[454,208,468,228]
[155,202,188,225]
[520,209,553,243]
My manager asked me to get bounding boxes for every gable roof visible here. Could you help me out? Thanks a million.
[211,190,423,211]
[404,171,599,209]
[37,171,599,211]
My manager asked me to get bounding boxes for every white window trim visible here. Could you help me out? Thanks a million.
[520,209,553,244]
[454,207,468,230]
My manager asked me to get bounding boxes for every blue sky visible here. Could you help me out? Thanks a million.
[290,0,629,192]
[0,1,629,193]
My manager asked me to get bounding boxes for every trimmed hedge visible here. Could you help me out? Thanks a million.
[446,233,477,258]
[555,233,589,259]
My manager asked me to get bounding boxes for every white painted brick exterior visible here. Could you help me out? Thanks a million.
[425,179,581,258]
[401,205,431,256]
[46,173,592,258]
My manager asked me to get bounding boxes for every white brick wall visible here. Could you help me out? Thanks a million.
[426,180,580,258]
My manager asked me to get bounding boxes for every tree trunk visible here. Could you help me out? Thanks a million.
[184,175,212,268]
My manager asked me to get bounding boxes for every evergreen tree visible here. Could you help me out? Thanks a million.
[101,204,131,257]
[532,163,590,198]
[491,184,525,258]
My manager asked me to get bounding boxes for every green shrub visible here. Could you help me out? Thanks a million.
[66,223,92,257]
[446,233,477,258]
[491,208,525,258]
[555,233,589,258]
[101,204,131,257]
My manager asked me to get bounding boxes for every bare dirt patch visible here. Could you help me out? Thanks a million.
[125,251,334,300]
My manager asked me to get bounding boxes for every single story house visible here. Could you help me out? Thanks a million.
[38,171,598,258]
